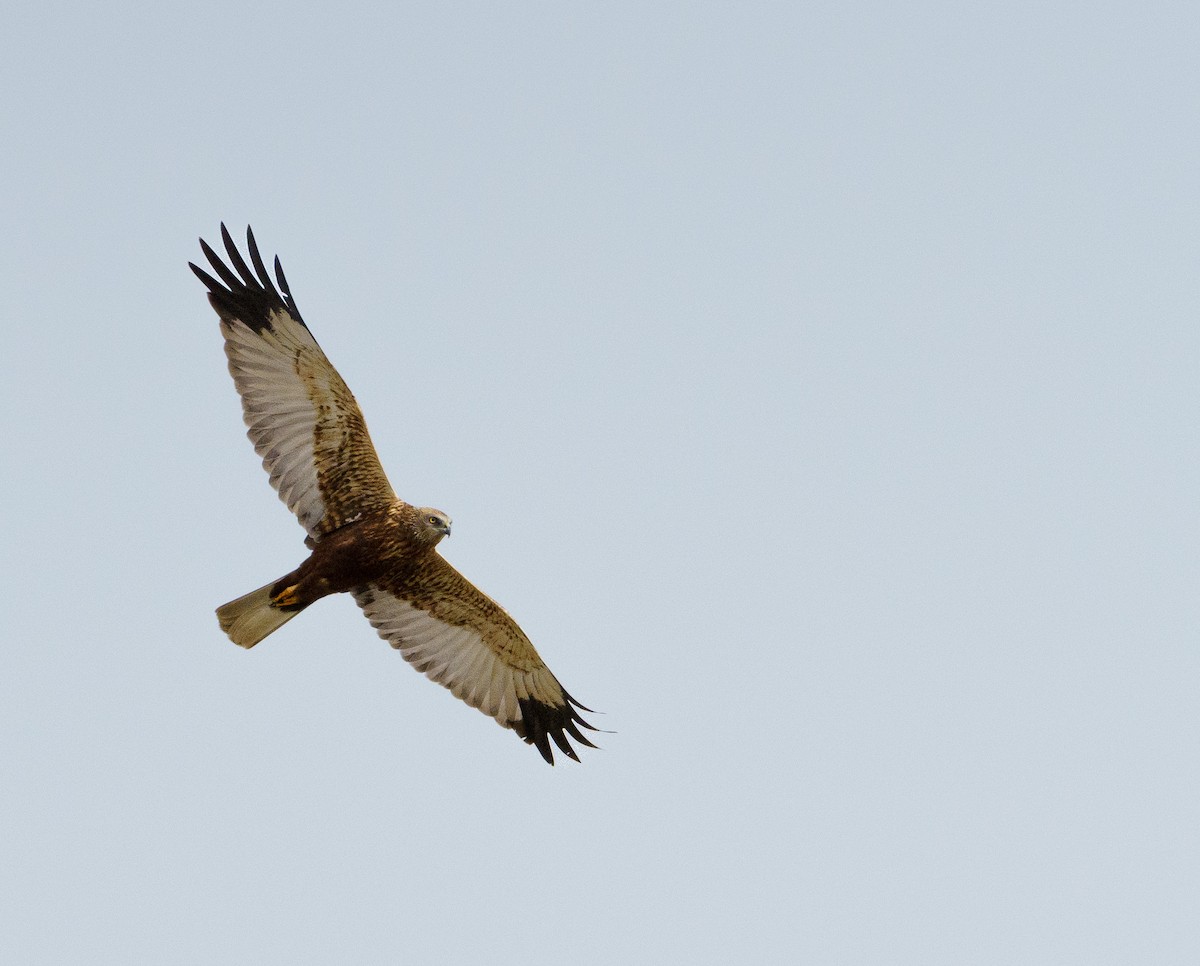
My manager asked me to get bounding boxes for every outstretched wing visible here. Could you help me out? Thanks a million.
[353,554,598,764]
[190,225,396,539]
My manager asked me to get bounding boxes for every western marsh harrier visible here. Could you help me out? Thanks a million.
[190,226,598,764]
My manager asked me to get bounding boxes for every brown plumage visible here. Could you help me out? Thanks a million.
[190,225,598,764]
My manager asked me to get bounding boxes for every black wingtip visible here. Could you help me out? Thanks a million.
[517,691,601,765]
[191,225,305,332]
[274,254,293,300]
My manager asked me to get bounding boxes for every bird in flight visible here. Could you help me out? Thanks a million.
[190,225,598,764]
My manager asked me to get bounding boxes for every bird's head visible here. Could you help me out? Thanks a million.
[413,507,453,547]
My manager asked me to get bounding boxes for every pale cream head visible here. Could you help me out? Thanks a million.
[414,506,453,546]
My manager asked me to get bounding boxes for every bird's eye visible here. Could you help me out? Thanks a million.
[428,516,439,525]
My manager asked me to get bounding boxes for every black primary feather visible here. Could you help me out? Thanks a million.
[515,691,600,765]
[188,225,305,334]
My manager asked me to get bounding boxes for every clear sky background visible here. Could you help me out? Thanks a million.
[2,2,1198,963]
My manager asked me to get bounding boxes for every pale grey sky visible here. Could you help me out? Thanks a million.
[2,2,1198,963]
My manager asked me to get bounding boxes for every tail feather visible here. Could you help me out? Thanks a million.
[216,581,304,648]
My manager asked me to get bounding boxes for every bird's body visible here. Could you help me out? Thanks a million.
[190,226,597,763]
[214,503,434,647]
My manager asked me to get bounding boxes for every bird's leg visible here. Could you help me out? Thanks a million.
[271,584,303,608]
[268,566,338,611]
[265,526,377,613]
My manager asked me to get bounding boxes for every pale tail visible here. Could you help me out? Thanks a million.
[216,581,304,648]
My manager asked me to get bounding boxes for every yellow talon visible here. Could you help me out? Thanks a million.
[272,585,301,608]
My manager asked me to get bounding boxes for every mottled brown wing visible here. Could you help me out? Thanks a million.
[190,225,396,539]
[353,553,598,764]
